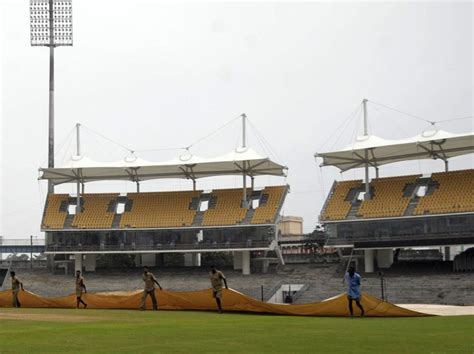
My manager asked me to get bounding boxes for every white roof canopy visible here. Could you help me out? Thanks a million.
[315,129,474,172]
[39,147,288,185]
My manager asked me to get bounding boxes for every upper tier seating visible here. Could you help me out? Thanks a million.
[72,194,118,229]
[358,175,420,218]
[42,186,288,230]
[120,191,201,228]
[414,170,474,215]
[251,186,287,224]
[202,189,247,226]
[42,194,69,229]
[321,180,362,221]
[320,169,474,221]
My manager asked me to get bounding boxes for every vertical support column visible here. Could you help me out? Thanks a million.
[46,233,54,272]
[444,160,449,172]
[155,253,164,267]
[364,249,374,273]
[76,123,82,213]
[192,252,201,267]
[242,166,248,208]
[74,253,83,273]
[241,113,249,209]
[184,253,194,267]
[444,247,451,261]
[47,0,55,194]
[376,249,393,268]
[362,98,370,199]
[141,254,156,267]
[242,250,251,275]
[30,235,33,269]
[233,251,243,270]
[84,254,96,272]
[76,178,81,213]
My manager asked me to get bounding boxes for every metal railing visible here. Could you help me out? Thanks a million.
[326,231,473,246]
[46,241,272,253]
[0,238,45,246]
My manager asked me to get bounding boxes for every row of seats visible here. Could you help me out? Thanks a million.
[42,194,69,229]
[71,194,118,229]
[321,180,362,221]
[121,191,201,228]
[42,186,288,229]
[321,169,474,221]
[414,170,474,215]
[251,186,287,224]
[358,175,420,218]
[201,189,247,226]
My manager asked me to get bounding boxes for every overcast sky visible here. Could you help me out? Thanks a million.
[0,0,472,238]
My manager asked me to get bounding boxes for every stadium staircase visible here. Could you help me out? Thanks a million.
[192,211,204,226]
[403,177,438,216]
[403,200,418,216]
[191,194,206,226]
[64,214,74,228]
[111,214,122,229]
[347,202,361,219]
[243,208,256,224]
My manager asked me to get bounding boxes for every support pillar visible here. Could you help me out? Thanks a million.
[444,247,451,261]
[155,253,164,267]
[135,254,142,267]
[242,250,250,275]
[233,251,243,270]
[376,249,393,269]
[74,253,83,273]
[364,249,374,273]
[184,253,195,267]
[76,180,81,213]
[84,254,96,272]
[262,259,269,273]
[362,98,370,199]
[141,254,156,267]
[192,253,201,267]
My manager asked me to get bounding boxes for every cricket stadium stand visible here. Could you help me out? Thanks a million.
[315,102,474,273]
[38,120,289,275]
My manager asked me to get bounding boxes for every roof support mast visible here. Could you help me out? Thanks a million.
[76,123,81,213]
[242,113,249,208]
[48,0,55,194]
[363,98,370,199]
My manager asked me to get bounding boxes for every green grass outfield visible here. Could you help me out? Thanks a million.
[0,308,472,354]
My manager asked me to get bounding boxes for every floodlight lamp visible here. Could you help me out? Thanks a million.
[30,0,73,47]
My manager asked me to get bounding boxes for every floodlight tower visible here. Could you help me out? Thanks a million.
[30,0,73,193]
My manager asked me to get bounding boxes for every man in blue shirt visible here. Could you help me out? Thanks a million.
[345,266,365,317]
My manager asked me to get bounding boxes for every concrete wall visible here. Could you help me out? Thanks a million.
[278,216,303,236]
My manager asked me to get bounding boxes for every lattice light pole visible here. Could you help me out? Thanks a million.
[30,0,73,193]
